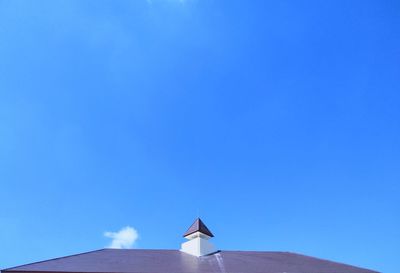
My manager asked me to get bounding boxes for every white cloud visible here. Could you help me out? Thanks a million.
[104,226,139,249]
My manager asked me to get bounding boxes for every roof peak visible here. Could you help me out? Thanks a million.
[183,218,214,238]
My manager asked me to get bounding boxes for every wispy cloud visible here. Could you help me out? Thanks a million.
[104,226,139,249]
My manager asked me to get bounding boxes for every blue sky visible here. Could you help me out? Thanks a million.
[0,0,399,272]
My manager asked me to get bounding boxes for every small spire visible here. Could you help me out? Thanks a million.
[183,218,214,238]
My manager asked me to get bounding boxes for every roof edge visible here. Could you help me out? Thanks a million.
[1,249,106,272]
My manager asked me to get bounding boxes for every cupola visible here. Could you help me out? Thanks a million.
[180,218,217,257]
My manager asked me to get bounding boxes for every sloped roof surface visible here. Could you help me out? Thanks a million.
[183,218,214,237]
[2,249,378,273]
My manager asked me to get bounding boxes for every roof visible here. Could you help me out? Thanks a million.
[2,249,378,273]
[183,218,214,238]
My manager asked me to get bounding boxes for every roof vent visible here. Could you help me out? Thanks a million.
[180,218,216,257]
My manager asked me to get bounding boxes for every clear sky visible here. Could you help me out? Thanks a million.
[0,1,399,272]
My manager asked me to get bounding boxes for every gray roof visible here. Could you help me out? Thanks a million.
[2,249,378,273]
[183,218,214,238]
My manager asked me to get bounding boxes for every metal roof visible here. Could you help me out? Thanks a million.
[183,218,214,238]
[2,249,378,273]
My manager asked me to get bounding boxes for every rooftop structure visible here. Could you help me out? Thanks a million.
[181,218,216,257]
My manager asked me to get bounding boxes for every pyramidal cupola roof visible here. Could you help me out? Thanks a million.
[183,218,214,238]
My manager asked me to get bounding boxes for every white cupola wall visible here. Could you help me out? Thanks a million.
[180,218,217,257]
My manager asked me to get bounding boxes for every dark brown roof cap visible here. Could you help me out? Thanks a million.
[183,218,214,238]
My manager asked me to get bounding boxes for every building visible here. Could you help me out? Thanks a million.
[1,218,378,273]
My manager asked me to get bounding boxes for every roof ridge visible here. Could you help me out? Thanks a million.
[2,249,106,272]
